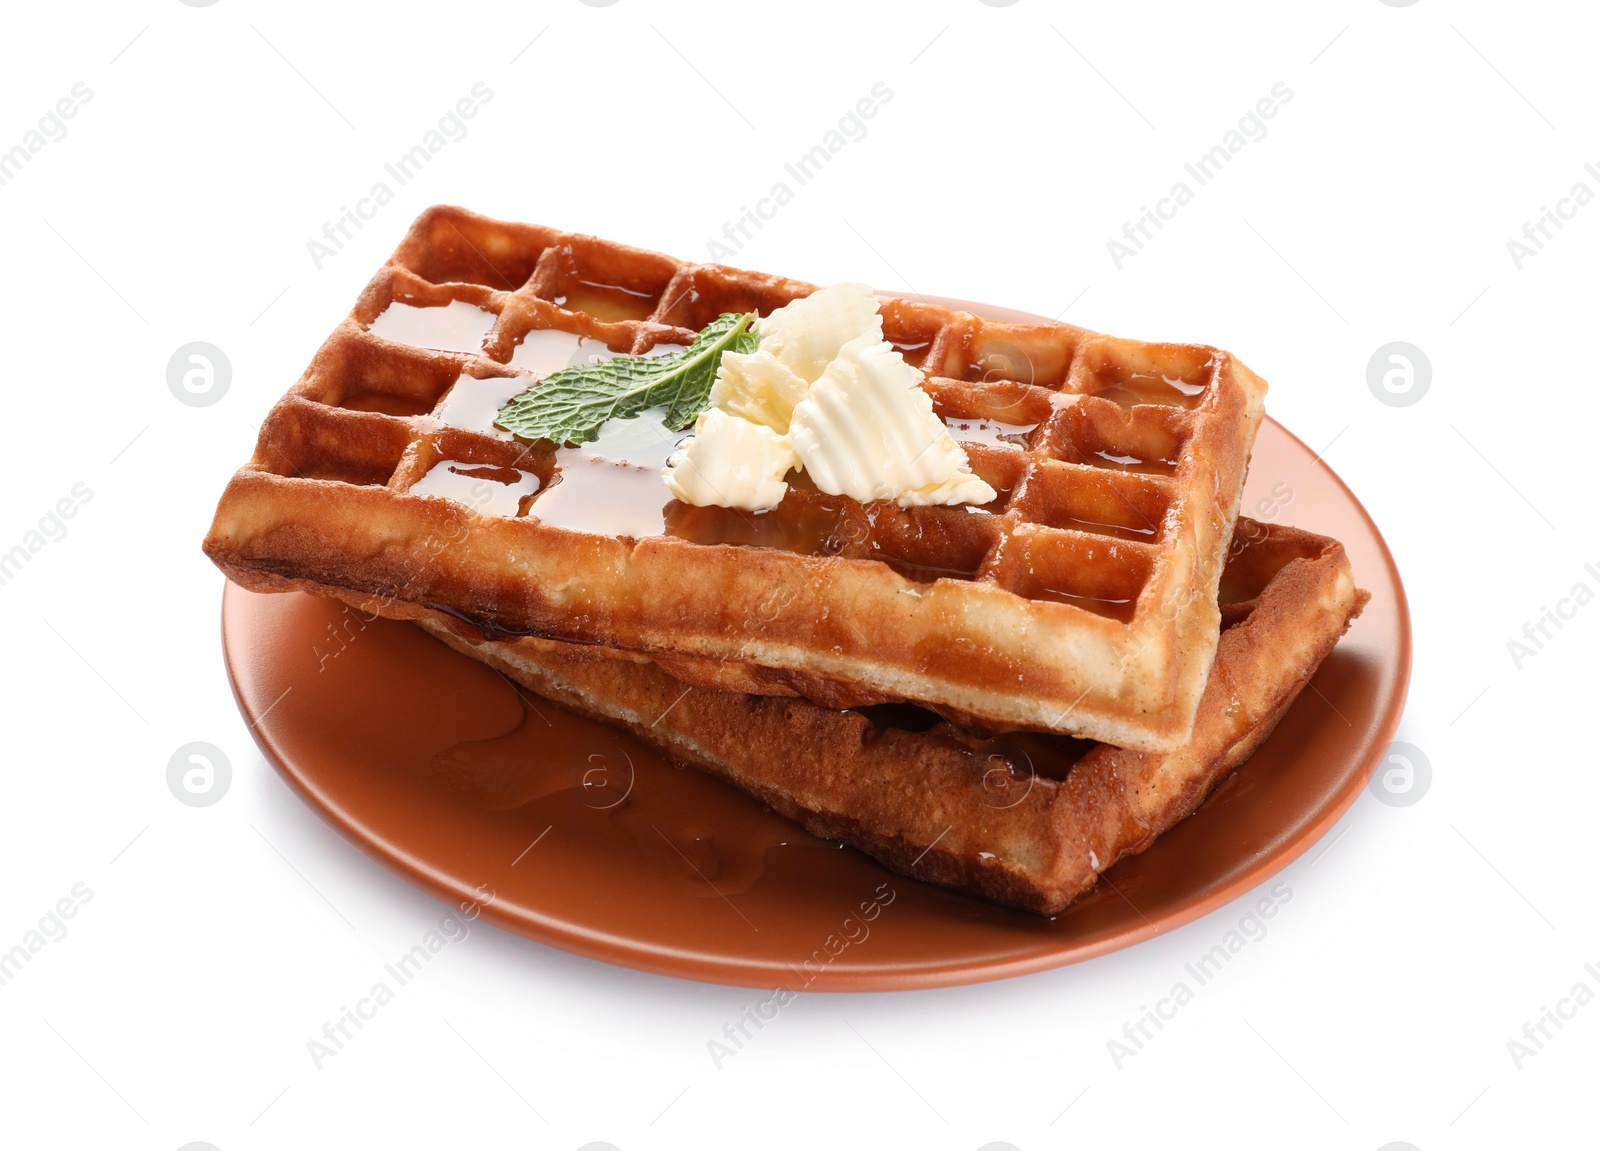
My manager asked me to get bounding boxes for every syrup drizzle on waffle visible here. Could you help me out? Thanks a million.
[304,210,1241,627]
[211,206,1267,748]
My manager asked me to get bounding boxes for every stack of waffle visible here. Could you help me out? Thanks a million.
[205,206,1366,914]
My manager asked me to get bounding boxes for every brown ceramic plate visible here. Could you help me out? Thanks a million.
[221,299,1411,991]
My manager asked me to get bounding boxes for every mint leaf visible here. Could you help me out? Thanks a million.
[495,312,758,446]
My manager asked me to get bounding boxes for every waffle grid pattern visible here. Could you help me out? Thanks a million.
[208,206,1267,749]
[414,521,1365,915]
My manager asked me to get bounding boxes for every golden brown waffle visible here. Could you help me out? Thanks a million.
[204,206,1267,751]
[412,520,1366,915]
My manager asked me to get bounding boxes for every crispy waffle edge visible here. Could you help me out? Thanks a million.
[203,205,1268,751]
[366,519,1365,916]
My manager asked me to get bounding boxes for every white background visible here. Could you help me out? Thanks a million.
[0,1,1593,1148]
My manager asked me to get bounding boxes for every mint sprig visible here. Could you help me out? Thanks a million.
[495,312,758,445]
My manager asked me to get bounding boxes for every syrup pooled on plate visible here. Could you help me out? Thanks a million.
[431,692,817,899]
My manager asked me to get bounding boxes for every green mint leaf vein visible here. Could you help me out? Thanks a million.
[495,312,758,446]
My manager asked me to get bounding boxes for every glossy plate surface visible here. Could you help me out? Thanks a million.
[222,300,1411,990]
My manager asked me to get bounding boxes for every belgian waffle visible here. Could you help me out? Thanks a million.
[204,206,1267,751]
[414,520,1367,915]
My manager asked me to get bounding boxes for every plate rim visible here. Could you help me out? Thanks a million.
[221,298,1413,991]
